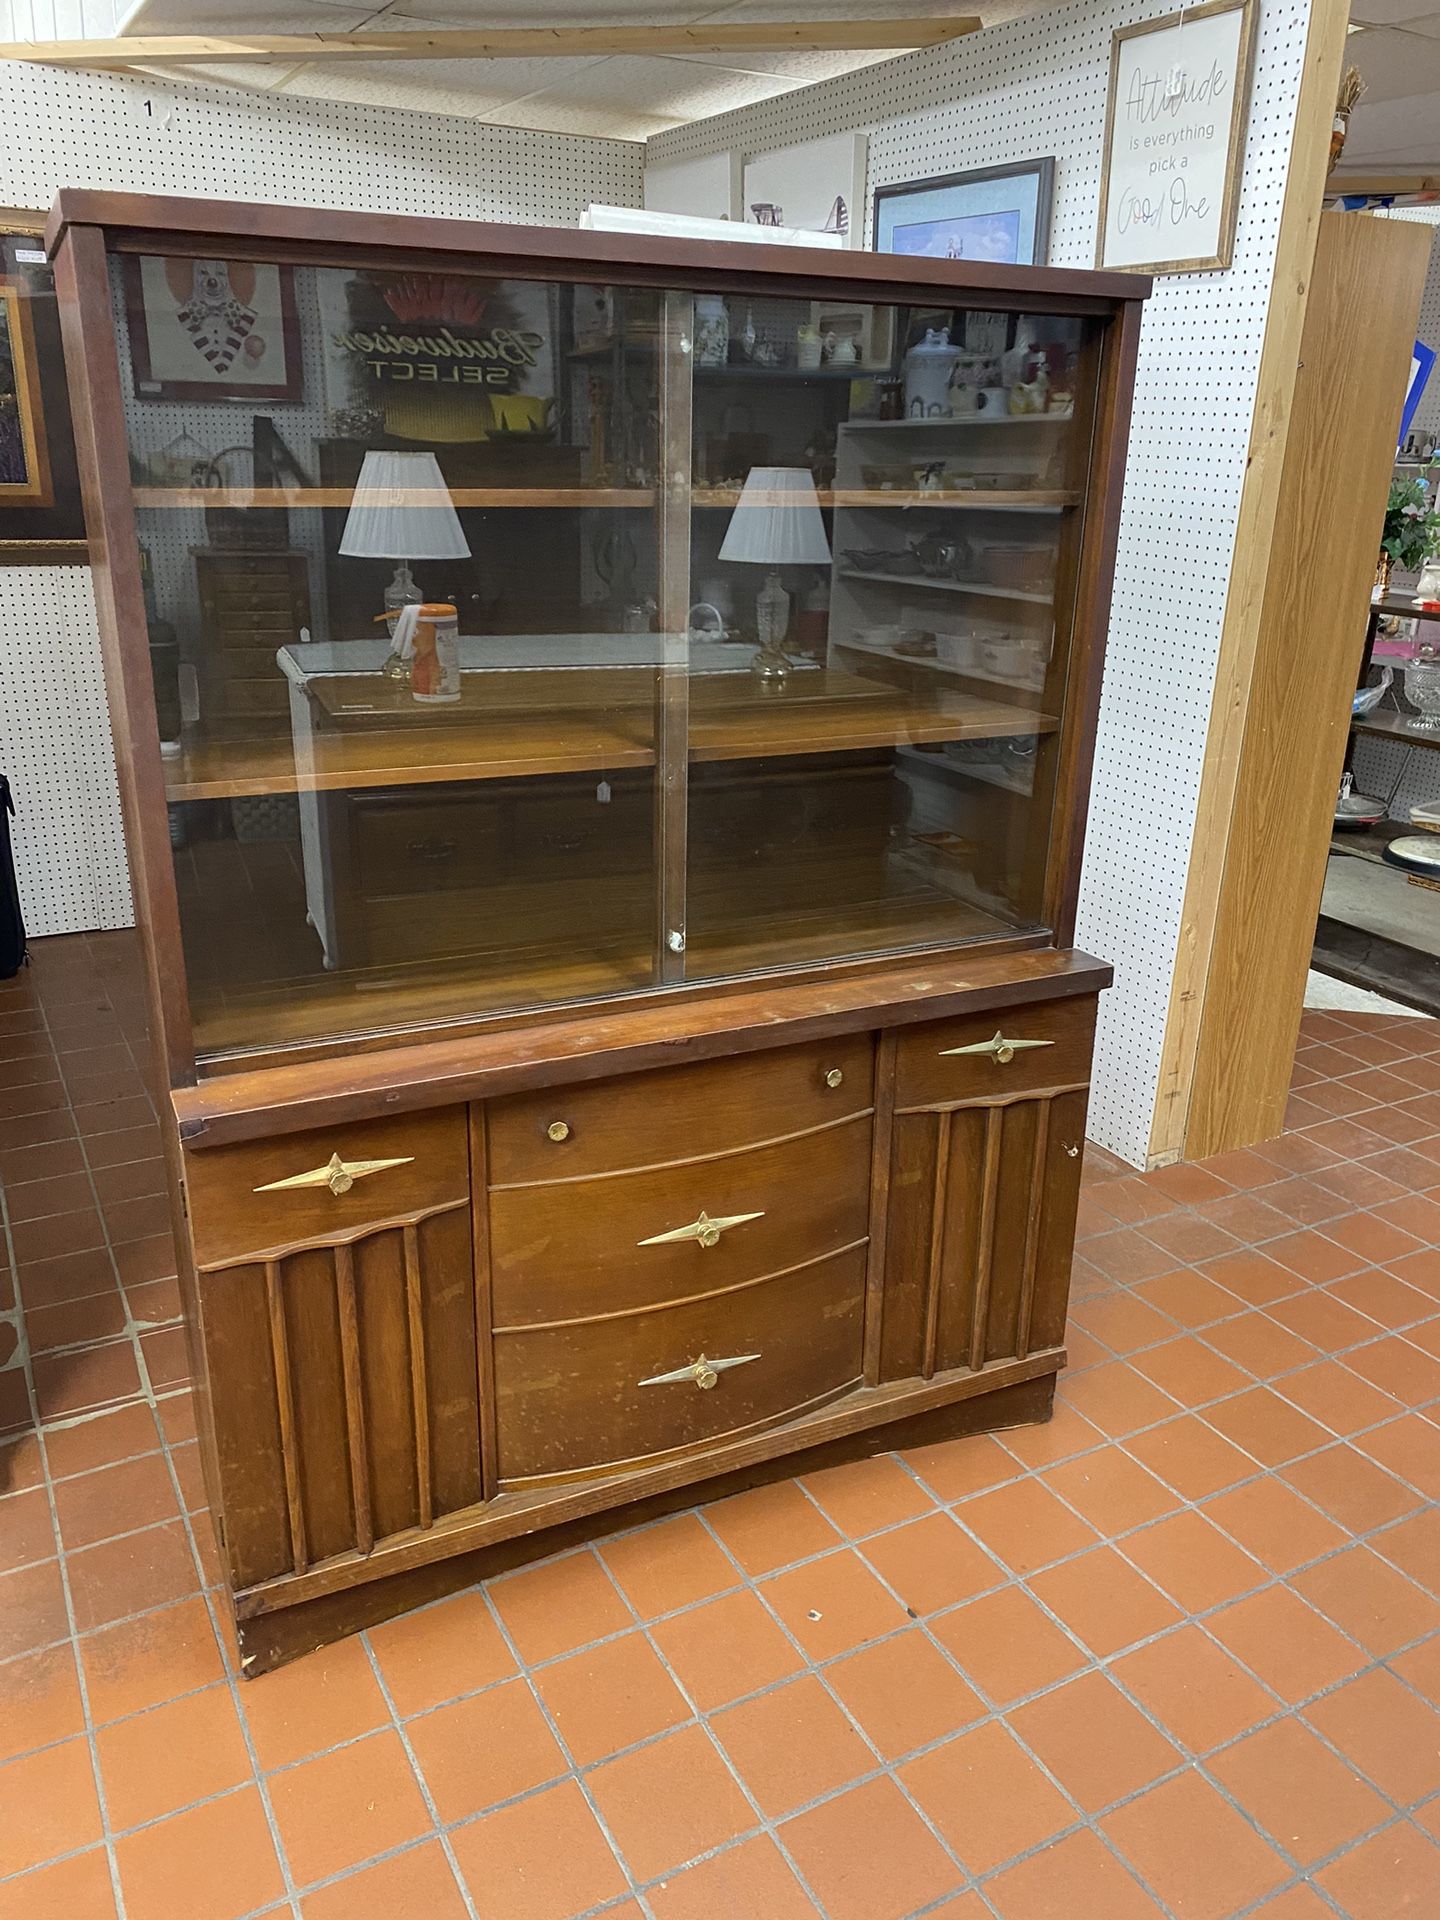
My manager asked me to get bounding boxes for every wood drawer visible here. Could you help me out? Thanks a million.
[212,586,300,614]
[216,608,300,638]
[494,1242,866,1483]
[352,791,501,896]
[488,1032,874,1186]
[220,677,290,717]
[199,553,301,580]
[184,1106,469,1270]
[894,995,1097,1109]
[490,1115,872,1327]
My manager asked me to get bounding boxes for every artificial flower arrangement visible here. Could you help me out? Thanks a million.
[1382,467,1440,576]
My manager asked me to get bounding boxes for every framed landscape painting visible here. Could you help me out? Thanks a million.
[873,159,1055,267]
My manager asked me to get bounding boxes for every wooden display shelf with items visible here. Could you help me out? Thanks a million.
[50,189,1146,1670]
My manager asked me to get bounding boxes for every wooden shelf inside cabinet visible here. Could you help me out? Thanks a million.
[162,711,656,801]
[695,487,1078,511]
[688,672,1054,760]
[133,486,657,510]
[838,567,1053,607]
[189,935,657,1057]
[833,635,1050,699]
[161,668,1050,800]
[841,412,1074,432]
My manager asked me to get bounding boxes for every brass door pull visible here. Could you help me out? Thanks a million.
[254,1151,414,1197]
[939,1031,1054,1067]
[638,1208,764,1249]
[638,1352,760,1390]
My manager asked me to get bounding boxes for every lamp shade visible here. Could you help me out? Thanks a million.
[718,466,832,567]
[339,450,471,561]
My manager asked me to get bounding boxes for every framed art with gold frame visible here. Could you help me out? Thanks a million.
[0,208,86,562]
[0,274,53,508]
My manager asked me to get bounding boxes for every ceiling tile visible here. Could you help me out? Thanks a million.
[1343,24,1440,101]
[379,0,713,18]
[491,51,800,137]
[125,0,377,26]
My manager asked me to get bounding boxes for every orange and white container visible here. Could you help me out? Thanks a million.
[393,601,461,704]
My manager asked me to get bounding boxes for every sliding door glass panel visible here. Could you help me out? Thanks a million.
[681,292,1101,980]
[113,251,665,1054]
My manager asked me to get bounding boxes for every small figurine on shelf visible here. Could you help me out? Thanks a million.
[796,325,823,369]
[1010,365,1050,414]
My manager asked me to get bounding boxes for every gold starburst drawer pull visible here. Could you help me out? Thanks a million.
[638,1353,761,1391]
[939,1031,1055,1067]
[254,1151,414,1198]
[637,1208,764,1250]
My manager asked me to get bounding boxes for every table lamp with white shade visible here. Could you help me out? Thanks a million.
[718,466,832,687]
[339,450,470,675]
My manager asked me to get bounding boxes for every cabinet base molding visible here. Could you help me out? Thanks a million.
[232,1370,1056,1677]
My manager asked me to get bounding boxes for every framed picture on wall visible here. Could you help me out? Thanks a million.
[125,255,303,403]
[872,159,1056,266]
[0,275,51,508]
[0,216,86,563]
[1096,0,1258,274]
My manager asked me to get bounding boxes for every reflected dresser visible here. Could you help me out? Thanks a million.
[50,191,1146,1670]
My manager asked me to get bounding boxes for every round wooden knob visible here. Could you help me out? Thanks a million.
[546,1121,570,1143]
[825,1068,844,1089]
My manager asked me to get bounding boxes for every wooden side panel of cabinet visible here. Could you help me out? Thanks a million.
[880,1088,1087,1384]
[199,1205,482,1589]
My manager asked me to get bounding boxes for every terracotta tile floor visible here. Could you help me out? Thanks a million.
[4,939,1440,1917]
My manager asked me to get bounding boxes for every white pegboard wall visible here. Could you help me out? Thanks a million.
[650,0,1316,1167]
[0,568,131,936]
[0,62,642,225]
[0,60,642,941]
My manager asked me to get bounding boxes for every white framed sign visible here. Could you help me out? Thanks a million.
[1096,0,1257,275]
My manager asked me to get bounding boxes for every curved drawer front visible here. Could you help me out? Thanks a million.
[185,1107,468,1270]
[490,1117,872,1328]
[494,1243,866,1483]
[487,1031,873,1187]
[894,995,1097,1110]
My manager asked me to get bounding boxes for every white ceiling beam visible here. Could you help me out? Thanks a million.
[0,19,981,71]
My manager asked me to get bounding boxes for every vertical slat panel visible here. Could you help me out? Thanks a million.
[861,1029,895,1386]
[263,1258,308,1573]
[470,1105,500,1503]
[920,1108,951,1379]
[403,1222,433,1532]
[1015,1102,1052,1361]
[967,1108,1004,1373]
[334,1242,374,1556]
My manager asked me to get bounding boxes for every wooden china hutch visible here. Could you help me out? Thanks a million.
[49,192,1146,1670]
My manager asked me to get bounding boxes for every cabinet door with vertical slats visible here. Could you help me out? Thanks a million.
[878,1000,1092,1385]
[191,1112,481,1593]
